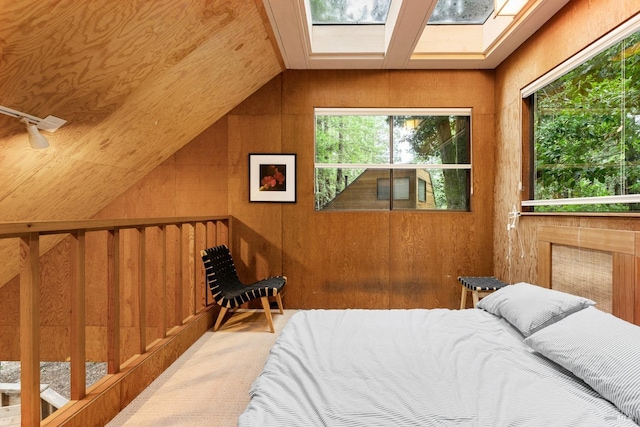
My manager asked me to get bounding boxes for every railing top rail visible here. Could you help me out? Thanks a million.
[0,216,230,239]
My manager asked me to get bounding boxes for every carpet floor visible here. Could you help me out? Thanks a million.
[106,309,295,427]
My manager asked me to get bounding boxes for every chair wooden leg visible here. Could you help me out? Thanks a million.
[213,306,228,332]
[260,296,275,333]
[460,286,467,309]
[275,293,284,314]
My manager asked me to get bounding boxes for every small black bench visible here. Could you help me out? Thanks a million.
[458,276,508,309]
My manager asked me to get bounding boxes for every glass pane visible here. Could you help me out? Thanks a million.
[316,115,390,164]
[377,177,410,200]
[316,167,470,211]
[418,178,427,202]
[428,0,494,25]
[393,115,470,165]
[419,168,470,210]
[533,29,640,212]
[310,0,392,25]
[315,167,389,210]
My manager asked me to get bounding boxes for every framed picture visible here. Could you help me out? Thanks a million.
[248,153,297,203]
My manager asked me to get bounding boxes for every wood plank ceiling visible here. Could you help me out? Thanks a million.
[0,0,283,284]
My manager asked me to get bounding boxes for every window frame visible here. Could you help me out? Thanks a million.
[314,107,473,212]
[520,15,640,211]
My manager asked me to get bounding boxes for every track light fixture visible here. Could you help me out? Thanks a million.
[0,105,66,149]
[20,117,50,149]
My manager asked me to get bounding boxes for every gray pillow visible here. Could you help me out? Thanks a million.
[476,282,594,336]
[524,307,640,424]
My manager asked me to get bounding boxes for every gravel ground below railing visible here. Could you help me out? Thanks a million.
[0,361,107,400]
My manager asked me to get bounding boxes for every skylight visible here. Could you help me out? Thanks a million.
[310,0,392,25]
[428,0,494,25]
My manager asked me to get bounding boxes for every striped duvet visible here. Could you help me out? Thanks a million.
[239,309,638,426]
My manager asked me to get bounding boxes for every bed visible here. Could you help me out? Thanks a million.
[239,226,640,426]
[239,282,640,426]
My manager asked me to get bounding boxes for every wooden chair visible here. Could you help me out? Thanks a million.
[201,245,286,332]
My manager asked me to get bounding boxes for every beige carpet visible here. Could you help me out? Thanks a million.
[107,309,296,427]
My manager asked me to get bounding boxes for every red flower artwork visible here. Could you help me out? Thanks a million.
[259,164,286,191]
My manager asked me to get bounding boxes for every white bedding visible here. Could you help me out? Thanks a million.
[239,309,638,426]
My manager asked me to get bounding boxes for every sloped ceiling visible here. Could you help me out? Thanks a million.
[0,0,283,287]
[0,0,283,223]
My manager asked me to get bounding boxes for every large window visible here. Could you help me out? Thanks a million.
[523,19,640,212]
[314,108,471,211]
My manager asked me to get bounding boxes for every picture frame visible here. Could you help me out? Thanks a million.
[248,153,297,203]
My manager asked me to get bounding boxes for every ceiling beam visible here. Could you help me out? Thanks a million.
[382,0,437,69]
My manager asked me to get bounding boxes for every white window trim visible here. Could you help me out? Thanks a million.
[315,107,472,116]
[522,195,640,207]
[315,163,471,170]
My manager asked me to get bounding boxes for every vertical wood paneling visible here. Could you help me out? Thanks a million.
[228,113,283,286]
[20,233,40,427]
[229,69,495,309]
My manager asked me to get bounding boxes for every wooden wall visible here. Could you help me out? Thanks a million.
[228,69,496,309]
[493,0,640,287]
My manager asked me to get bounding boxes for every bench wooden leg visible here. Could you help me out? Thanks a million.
[460,286,467,309]
[260,296,275,333]
[275,293,284,314]
[472,290,480,308]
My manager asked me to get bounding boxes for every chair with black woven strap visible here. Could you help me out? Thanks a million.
[201,245,286,332]
[459,276,508,309]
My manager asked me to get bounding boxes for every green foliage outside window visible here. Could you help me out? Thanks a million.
[532,30,640,212]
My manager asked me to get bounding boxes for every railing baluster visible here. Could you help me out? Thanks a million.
[188,223,195,316]
[107,228,121,374]
[19,233,40,427]
[177,224,185,325]
[138,227,147,353]
[193,222,198,312]
[160,225,167,338]
[70,230,86,400]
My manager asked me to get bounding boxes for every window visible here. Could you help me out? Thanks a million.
[418,178,427,203]
[314,108,472,211]
[377,177,410,200]
[522,18,640,212]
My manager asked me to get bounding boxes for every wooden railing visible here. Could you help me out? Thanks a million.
[0,216,231,426]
